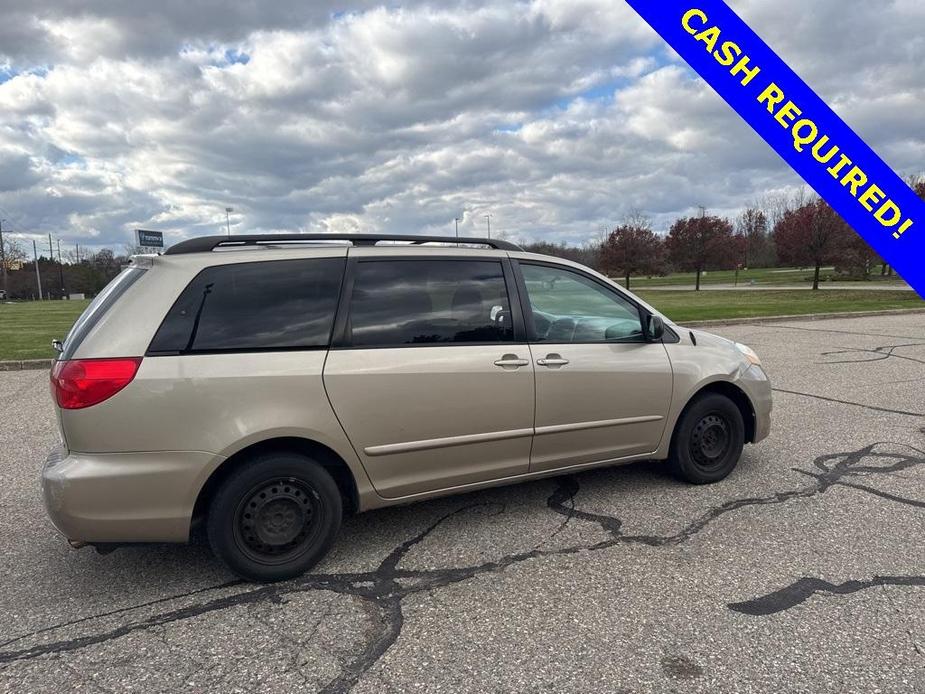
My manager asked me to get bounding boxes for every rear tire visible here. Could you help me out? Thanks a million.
[668,393,745,484]
[207,452,342,582]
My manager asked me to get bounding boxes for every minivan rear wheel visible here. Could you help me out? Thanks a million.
[668,393,745,484]
[207,452,342,582]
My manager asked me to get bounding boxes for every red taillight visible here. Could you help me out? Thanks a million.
[51,358,142,410]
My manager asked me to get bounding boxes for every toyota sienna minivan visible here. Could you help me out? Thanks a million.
[43,234,771,581]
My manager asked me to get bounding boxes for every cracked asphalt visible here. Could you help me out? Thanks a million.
[1,313,923,693]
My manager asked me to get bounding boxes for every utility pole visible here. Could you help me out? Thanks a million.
[484,214,492,240]
[33,239,43,300]
[75,242,80,264]
[56,238,65,298]
[454,217,460,239]
[48,234,55,299]
[0,218,7,299]
[225,207,233,237]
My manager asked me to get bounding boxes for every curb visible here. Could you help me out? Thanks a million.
[681,307,925,329]
[0,359,53,372]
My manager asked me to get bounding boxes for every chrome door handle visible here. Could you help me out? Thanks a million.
[537,354,569,368]
[494,355,530,369]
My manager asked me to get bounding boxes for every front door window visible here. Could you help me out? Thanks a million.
[519,264,644,343]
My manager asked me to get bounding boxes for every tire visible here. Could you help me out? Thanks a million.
[668,393,745,484]
[207,452,342,582]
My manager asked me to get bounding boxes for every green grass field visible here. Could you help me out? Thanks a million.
[618,266,907,288]
[637,290,923,323]
[0,299,90,361]
[1,289,923,361]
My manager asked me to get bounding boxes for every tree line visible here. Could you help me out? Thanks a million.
[523,177,925,290]
[0,246,127,300]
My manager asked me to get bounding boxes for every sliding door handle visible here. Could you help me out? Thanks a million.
[494,355,530,369]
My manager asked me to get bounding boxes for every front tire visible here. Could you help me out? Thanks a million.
[668,393,745,484]
[207,452,342,582]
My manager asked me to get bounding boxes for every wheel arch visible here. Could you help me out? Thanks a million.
[192,436,360,528]
[672,380,757,446]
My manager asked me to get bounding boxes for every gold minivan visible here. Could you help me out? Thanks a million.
[43,234,771,581]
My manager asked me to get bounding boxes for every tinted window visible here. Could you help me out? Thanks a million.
[521,263,643,343]
[348,260,514,347]
[149,258,344,353]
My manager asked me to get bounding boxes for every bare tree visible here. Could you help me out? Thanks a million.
[734,208,776,268]
[756,188,808,232]
[1,236,26,270]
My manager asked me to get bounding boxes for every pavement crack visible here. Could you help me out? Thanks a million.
[546,475,624,536]
[821,342,925,366]
[3,442,922,693]
[771,387,925,417]
[536,475,585,548]
[0,579,244,651]
[319,597,403,694]
[727,575,925,616]
[759,324,925,341]
[829,479,925,508]
[546,444,924,549]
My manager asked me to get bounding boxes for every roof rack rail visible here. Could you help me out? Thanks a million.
[164,233,522,255]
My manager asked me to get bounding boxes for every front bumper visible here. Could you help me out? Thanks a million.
[42,445,220,543]
[739,364,772,443]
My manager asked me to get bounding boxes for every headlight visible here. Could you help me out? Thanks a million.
[735,342,762,366]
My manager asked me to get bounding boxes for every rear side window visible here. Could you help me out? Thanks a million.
[347,260,514,347]
[148,258,344,354]
[61,266,147,360]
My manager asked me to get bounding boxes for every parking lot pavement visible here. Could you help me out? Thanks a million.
[1,314,923,694]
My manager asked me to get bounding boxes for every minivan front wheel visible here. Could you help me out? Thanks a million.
[668,393,745,484]
[207,453,342,582]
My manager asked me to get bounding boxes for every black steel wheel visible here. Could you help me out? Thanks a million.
[233,477,323,566]
[689,413,732,472]
[668,393,745,484]
[208,453,342,582]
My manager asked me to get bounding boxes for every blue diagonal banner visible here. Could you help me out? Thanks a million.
[624,1,925,297]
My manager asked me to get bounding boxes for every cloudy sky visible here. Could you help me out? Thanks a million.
[0,0,922,252]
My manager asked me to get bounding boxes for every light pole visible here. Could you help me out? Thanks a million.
[483,214,492,240]
[454,217,461,239]
[0,218,7,299]
[225,207,233,237]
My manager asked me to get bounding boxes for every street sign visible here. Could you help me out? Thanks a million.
[135,229,164,249]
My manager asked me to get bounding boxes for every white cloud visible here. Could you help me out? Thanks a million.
[0,0,920,250]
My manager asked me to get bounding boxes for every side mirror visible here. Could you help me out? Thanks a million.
[645,314,665,342]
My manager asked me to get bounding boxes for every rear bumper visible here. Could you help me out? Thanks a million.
[42,445,220,543]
